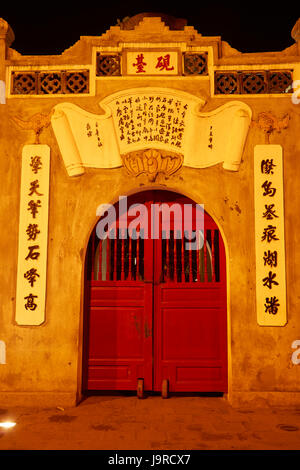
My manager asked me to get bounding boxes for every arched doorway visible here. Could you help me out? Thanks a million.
[82,190,227,396]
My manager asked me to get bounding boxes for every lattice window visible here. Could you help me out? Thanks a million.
[11,72,38,94]
[65,71,89,93]
[183,53,208,75]
[39,72,62,94]
[268,71,293,93]
[215,70,293,94]
[241,72,268,94]
[214,72,238,94]
[96,53,121,76]
[11,70,90,95]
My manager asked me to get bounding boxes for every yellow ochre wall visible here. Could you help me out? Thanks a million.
[0,16,300,407]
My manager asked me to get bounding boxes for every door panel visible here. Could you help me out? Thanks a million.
[86,283,153,390]
[84,190,227,393]
[154,297,227,391]
[84,191,154,391]
[153,200,227,392]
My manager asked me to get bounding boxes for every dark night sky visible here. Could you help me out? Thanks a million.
[1,1,299,55]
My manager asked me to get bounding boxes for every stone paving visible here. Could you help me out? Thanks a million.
[0,394,299,451]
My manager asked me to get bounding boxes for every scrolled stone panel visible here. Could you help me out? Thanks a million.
[50,88,251,177]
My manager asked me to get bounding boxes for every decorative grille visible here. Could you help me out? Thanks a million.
[160,229,219,283]
[65,71,89,93]
[214,72,238,94]
[215,70,293,94]
[241,71,267,94]
[87,229,145,282]
[39,72,62,94]
[96,54,121,76]
[268,71,294,93]
[11,72,38,95]
[11,70,89,95]
[183,53,208,75]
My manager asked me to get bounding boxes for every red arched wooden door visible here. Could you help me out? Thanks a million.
[83,190,227,394]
